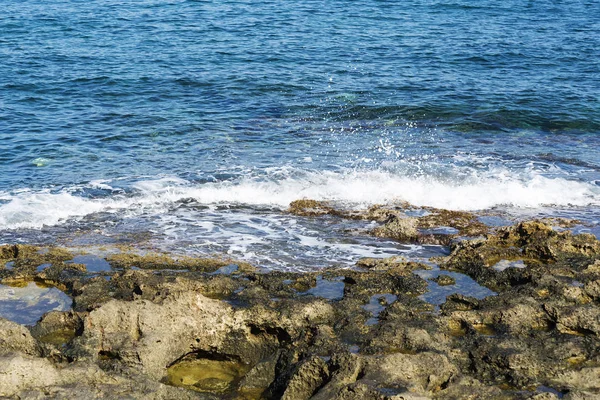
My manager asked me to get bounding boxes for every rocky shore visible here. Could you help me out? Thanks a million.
[0,202,599,399]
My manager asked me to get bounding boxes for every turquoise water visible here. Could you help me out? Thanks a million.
[1,0,599,269]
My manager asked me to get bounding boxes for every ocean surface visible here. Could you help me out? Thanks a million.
[1,0,599,271]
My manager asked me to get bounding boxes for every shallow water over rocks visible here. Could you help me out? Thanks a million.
[0,282,72,325]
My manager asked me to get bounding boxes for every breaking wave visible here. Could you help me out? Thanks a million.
[0,167,598,230]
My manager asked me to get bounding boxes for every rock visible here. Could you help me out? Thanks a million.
[528,393,559,400]
[238,352,279,393]
[553,367,600,391]
[71,291,239,380]
[418,209,488,237]
[0,353,60,397]
[311,353,362,400]
[356,257,429,274]
[431,275,456,286]
[582,260,600,275]
[362,352,457,394]
[29,311,83,347]
[281,356,330,400]
[372,216,419,242]
[433,376,506,399]
[1,356,200,399]
[0,221,599,399]
[289,199,336,217]
[584,279,600,300]
[545,304,600,336]
[0,318,40,356]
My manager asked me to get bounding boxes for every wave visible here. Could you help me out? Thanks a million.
[0,168,599,230]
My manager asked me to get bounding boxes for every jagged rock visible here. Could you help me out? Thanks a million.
[0,353,60,396]
[362,352,457,394]
[281,355,330,400]
[356,256,429,274]
[0,318,40,356]
[372,216,419,242]
[289,199,336,217]
[70,292,240,379]
[238,352,279,394]
[545,304,600,336]
[431,275,455,286]
[552,367,600,391]
[311,353,362,400]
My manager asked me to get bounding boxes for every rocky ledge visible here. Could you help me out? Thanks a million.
[0,204,599,399]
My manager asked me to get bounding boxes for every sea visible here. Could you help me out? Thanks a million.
[1,0,599,271]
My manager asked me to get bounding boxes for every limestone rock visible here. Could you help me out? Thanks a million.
[0,318,40,356]
[281,355,330,400]
[0,353,60,397]
[362,352,457,394]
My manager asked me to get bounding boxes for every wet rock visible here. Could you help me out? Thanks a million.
[0,224,598,399]
[440,294,480,313]
[431,275,455,286]
[166,355,250,394]
[356,257,430,274]
[29,311,83,348]
[107,251,255,274]
[289,199,337,217]
[71,276,113,311]
[418,209,488,237]
[238,351,279,395]
[372,216,419,242]
[364,205,406,222]
[440,221,600,292]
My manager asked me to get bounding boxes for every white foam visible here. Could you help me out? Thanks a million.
[0,191,108,229]
[0,166,599,230]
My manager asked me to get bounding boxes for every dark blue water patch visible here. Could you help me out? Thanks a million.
[67,255,111,273]
[0,282,72,325]
[492,259,526,272]
[36,263,51,272]
[210,264,239,275]
[536,386,564,399]
[478,215,514,227]
[363,294,398,326]
[414,269,496,307]
[300,276,345,301]
[420,226,459,235]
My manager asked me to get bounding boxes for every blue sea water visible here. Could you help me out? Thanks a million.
[1,0,599,270]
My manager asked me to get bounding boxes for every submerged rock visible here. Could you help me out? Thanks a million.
[431,275,456,286]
